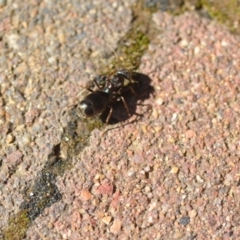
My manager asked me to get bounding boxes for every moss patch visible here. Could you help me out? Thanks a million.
[100,1,153,74]
[4,210,30,240]
[201,0,240,34]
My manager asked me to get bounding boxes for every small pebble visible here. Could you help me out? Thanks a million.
[185,130,196,138]
[170,166,179,174]
[101,216,112,225]
[156,97,164,105]
[7,33,20,50]
[196,175,204,183]
[80,189,92,201]
[22,133,31,145]
[179,216,190,226]
[6,134,15,144]
[110,219,122,235]
[189,209,197,218]
[48,56,57,65]
[194,46,200,55]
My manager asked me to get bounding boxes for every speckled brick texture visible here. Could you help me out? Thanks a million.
[1,1,240,240]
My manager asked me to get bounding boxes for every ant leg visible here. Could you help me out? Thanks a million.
[86,79,101,92]
[86,76,105,93]
[93,78,102,89]
[105,107,113,124]
[120,96,131,117]
[100,106,124,136]
[130,86,137,96]
[87,88,94,93]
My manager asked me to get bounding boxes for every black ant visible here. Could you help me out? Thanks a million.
[77,69,138,124]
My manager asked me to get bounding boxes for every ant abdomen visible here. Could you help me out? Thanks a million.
[79,90,109,117]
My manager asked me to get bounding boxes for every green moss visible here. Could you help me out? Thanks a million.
[20,171,62,222]
[116,29,150,71]
[202,0,227,21]
[85,118,104,132]
[102,30,150,75]
[60,115,105,159]
[201,0,240,33]
[101,1,151,74]
[4,210,30,240]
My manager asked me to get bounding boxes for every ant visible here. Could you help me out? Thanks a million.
[77,69,138,124]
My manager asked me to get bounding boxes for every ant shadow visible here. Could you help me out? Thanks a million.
[99,72,155,125]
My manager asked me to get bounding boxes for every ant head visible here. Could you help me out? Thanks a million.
[94,75,108,89]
